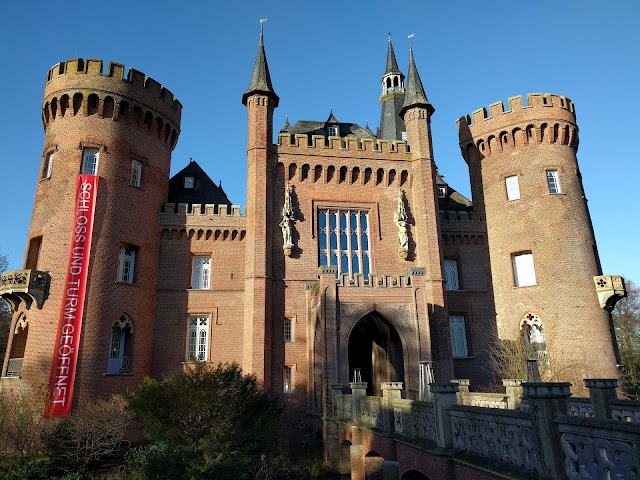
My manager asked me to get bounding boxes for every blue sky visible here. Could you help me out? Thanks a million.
[0,1,638,284]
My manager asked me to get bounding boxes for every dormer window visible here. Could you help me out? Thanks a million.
[438,187,447,198]
[184,176,195,189]
[328,126,338,137]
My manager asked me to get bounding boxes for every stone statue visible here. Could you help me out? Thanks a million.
[395,189,409,259]
[281,184,295,256]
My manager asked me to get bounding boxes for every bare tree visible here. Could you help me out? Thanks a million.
[0,253,10,365]
[613,280,640,394]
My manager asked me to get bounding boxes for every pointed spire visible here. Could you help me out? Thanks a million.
[383,33,403,78]
[325,107,339,125]
[280,115,291,133]
[400,41,434,117]
[242,20,279,107]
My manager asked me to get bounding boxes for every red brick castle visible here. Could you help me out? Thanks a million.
[0,29,625,431]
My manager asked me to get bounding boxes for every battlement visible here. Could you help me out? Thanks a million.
[162,203,243,216]
[44,58,182,123]
[277,133,411,159]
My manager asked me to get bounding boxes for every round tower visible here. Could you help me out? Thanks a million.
[458,93,617,382]
[20,58,181,405]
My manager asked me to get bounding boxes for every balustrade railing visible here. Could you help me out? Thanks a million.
[392,398,437,443]
[568,397,593,417]
[610,399,640,423]
[6,358,23,377]
[360,396,384,429]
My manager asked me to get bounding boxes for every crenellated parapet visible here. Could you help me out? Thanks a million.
[160,203,246,240]
[42,58,181,149]
[457,93,579,163]
[277,133,411,159]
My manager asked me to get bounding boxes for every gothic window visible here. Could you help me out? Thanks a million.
[130,160,142,187]
[283,365,293,393]
[318,208,371,280]
[449,315,469,358]
[81,148,99,175]
[117,245,137,283]
[513,252,536,287]
[505,175,520,201]
[42,152,54,179]
[107,314,133,373]
[186,316,209,361]
[284,318,292,343]
[546,170,560,194]
[191,256,211,289]
[444,259,460,290]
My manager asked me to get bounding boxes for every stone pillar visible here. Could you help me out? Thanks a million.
[503,379,524,410]
[451,379,470,405]
[431,382,459,448]
[350,382,368,423]
[382,460,400,480]
[524,382,571,480]
[585,378,618,419]
[381,382,403,432]
[327,434,340,473]
[350,444,365,480]
[330,383,345,418]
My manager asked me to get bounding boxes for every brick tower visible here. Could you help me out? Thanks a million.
[458,94,618,380]
[1,58,181,406]
[242,26,279,386]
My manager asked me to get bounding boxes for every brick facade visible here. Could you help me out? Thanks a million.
[1,36,619,433]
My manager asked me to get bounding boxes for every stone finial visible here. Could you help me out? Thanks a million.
[593,275,627,311]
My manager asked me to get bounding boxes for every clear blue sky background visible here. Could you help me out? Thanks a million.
[0,1,638,284]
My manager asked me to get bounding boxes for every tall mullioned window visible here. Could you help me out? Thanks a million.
[318,208,371,280]
[130,160,142,187]
[43,152,54,179]
[82,148,99,175]
[546,170,560,194]
[284,319,292,343]
[191,256,211,289]
[449,315,469,358]
[444,259,460,290]
[186,316,209,361]
[117,245,137,283]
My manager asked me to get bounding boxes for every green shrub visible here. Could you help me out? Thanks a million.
[127,362,280,480]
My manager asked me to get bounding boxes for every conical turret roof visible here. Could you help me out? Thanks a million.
[400,44,434,117]
[382,35,404,80]
[242,27,279,107]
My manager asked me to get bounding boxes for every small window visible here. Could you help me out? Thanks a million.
[117,245,137,283]
[82,149,99,175]
[42,152,54,179]
[284,319,292,343]
[438,186,446,198]
[184,176,195,188]
[444,259,459,290]
[449,315,469,358]
[107,314,133,374]
[191,256,211,289]
[328,126,338,137]
[186,316,209,361]
[401,131,407,141]
[546,170,560,194]
[130,160,142,187]
[505,175,520,201]
[283,366,293,393]
[513,252,536,287]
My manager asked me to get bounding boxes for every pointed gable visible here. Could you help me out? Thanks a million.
[168,160,232,209]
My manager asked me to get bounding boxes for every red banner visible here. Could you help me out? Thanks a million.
[45,174,99,418]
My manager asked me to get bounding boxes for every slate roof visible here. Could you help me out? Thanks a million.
[400,45,434,117]
[383,36,404,79]
[242,28,279,107]
[167,160,232,210]
[436,171,473,212]
[281,110,377,140]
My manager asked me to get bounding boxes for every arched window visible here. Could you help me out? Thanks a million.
[108,315,133,373]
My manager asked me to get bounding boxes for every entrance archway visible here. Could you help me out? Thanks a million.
[348,312,404,396]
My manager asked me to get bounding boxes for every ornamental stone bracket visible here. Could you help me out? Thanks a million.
[0,269,51,311]
[593,275,627,311]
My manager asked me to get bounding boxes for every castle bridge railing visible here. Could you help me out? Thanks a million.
[326,378,640,479]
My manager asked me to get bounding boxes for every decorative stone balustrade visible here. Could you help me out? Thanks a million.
[568,398,594,417]
[449,405,539,472]
[392,398,437,443]
[610,400,640,423]
[0,269,50,309]
[461,392,509,409]
[360,397,384,429]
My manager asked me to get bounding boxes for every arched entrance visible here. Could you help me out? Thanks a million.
[348,312,404,396]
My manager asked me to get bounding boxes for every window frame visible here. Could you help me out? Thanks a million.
[505,175,520,201]
[42,152,54,179]
[546,170,560,194]
[444,259,460,291]
[512,252,537,287]
[107,314,133,374]
[81,148,99,175]
[117,245,137,284]
[186,316,209,362]
[284,318,292,343]
[328,126,339,137]
[184,175,195,188]
[191,256,211,289]
[438,186,447,198]
[283,365,293,393]
[317,207,372,280]
[130,159,142,187]
[449,315,469,358]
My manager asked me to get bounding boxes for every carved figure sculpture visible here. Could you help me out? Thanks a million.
[395,189,409,259]
[281,184,295,256]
